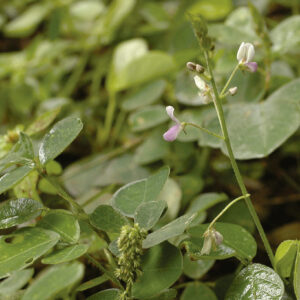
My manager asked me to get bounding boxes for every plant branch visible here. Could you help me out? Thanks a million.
[204,51,275,267]
[183,122,224,140]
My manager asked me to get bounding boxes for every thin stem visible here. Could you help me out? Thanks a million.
[62,51,90,97]
[183,122,224,140]
[204,51,275,267]
[39,171,87,218]
[220,63,240,97]
[101,92,116,145]
[85,254,123,290]
[208,194,250,229]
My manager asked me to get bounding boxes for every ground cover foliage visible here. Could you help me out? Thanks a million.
[0,0,299,299]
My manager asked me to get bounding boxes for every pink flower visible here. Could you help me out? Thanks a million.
[237,42,257,73]
[163,106,182,142]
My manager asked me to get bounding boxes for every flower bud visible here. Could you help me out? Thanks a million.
[200,227,223,255]
[229,87,238,96]
[186,62,205,73]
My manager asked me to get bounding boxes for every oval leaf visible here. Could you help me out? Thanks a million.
[180,282,217,300]
[0,227,59,278]
[200,78,300,159]
[37,210,80,243]
[0,198,43,229]
[0,166,34,195]
[132,242,182,299]
[225,263,284,300]
[87,289,121,300]
[183,223,257,262]
[275,240,298,278]
[112,166,169,217]
[39,117,83,165]
[89,205,129,234]
[22,262,84,300]
[129,105,169,132]
[134,200,166,231]
[41,244,89,264]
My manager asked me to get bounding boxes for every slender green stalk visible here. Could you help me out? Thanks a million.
[183,122,224,140]
[101,92,116,145]
[39,171,87,217]
[204,51,275,267]
[62,51,90,97]
[208,194,250,230]
[85,254,123,290]
[220,63,240,97]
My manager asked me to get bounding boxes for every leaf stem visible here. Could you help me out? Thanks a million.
[208,194,250,230]
[204,51,275,267]
[220,63,240,97]
[183,122,224,140]
[101,91,116,145]
[85,254,123,290]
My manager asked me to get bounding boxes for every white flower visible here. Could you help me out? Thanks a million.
[200,228,224,255]
[237,42,258,72]
[193,75,214,104]
[237,42,255,64]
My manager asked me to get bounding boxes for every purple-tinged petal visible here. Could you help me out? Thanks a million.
[163,124,181,142]
[245,62,258,73]
[166,106,180,124]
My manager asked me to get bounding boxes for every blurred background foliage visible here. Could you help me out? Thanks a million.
[0,0,299,297]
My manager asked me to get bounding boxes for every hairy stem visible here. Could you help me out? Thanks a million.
[204,51,275,267]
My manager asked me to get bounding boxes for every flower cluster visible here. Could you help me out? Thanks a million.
[201,227,223,255]
[163,42,257,142]
[115,223,147,299]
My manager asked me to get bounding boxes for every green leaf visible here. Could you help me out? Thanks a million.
[26,107,61,136]
[112,166,169,217]
[62,153,149,197]
[132,242,182,299]
[87,289,121,300]
[134,200,166,230]
[175,71,205,106]
[200,78,300,159]
[37,210,80,244]
[112,52,176,92]
[0,198,43,229]
[293,243,300,299]
[143,213,197,248]
[183,223,257,262]
[134,129,170,165]
[0,132,34,172]
[145,289,177,300]
[0,268,33,296]
[4,3,51,37]
[183,253,215,279]
[41,244,89,264]
[129,105,169,132]
[76,275,108,292]
[225,263,284,300]
[186,193,228,214]
[180,282,217,300]
[89,205,129,233]
[274,240,298,278]
[22,262,84,300]
[0,227,59,278]
[188,0,232,21]
[122,80,166,111]
[271,15,300,55]
[39,117,83,165]
[156,178,182,225]
[0,165,34,195]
